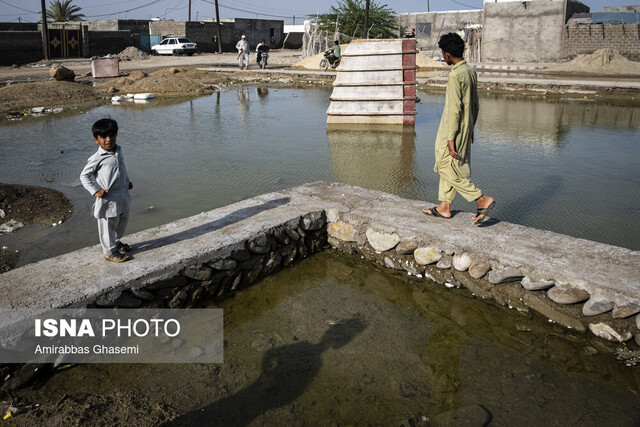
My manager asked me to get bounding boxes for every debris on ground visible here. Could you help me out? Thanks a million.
[545,48,640,75]
[118,46,150,61]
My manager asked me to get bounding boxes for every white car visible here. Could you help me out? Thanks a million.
[151,37,198,56]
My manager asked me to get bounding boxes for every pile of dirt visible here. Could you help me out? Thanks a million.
[545,48,640,75]
[291,46,446,71]
[291,44,348,70]
[97,67,231,95]
[0,80,105,114]
[417,51,447,69]
[0,183,72,227]
[118,46,150,61]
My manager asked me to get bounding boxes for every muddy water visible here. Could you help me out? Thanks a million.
[0,87,639,268]
[9,250,640,425]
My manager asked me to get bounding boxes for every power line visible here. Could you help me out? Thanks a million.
[449,0,481,9]
[83,0,169,18]
[0,0,36,13]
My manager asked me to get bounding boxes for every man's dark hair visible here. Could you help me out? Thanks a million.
[438,33,464,58]
[334,40,339,45]
[92,118,118,138]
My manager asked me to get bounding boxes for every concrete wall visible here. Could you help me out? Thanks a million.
[87,30,134,56]
[603,6,640,13]
[232,18,284,50]
[564,22,640,61]
[0,23,38,31]
[0,31,42,65]
[396,10,483,54]
[482,0,567,61]
[149,21,186,39]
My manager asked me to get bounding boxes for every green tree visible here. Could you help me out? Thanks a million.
[46,0,85,22]
[316,0,398,40]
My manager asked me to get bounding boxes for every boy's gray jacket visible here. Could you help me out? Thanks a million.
[80,145,131,219]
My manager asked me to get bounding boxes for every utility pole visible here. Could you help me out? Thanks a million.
[293,15,295,25]
[427,0,430,12]
[40,0,49,60]
[188,0,191,21]
[214,0,222,53]
[364,0,370,38]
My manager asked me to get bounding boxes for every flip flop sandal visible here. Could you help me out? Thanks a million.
[474,201,496,226]
[104,252,130,263]
[115,242,132,253]
[423,207,450,219]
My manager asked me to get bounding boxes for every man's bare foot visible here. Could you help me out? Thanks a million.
[473,195,495,224]
[423,202,452,219]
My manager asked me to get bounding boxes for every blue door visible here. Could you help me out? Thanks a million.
[139,35,161,53]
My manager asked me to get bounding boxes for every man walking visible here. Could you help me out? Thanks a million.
[236,34,249,69]
[423,32,495,225]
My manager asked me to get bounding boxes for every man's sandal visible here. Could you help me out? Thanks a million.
[115,242,132,253]
[423,207,450,219]
[104,252,130,263]
[474,201,496,226]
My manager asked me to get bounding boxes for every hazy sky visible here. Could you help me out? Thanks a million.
[0,0,620,24]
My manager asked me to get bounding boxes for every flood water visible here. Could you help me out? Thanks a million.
[11,250,640,425]
[0,86,639,267]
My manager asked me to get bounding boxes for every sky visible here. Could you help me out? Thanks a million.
[0,0,620,24]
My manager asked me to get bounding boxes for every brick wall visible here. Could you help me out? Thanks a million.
[563,23,640,60]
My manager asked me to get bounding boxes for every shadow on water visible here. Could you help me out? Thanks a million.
[133,197,290,254]
[168,318,368,426]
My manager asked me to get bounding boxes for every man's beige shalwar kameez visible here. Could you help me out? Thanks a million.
[433,60,482,203]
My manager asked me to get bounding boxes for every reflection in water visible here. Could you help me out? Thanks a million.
[237,87,250,118]
[327,125,418,197]
[256,87,269,102]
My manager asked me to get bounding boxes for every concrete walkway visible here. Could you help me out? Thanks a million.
[1,182,639,312]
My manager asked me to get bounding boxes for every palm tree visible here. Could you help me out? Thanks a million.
[46,0,85,22]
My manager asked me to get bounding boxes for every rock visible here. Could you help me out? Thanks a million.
[0,208,4,218]
[454,270,493,299]
[301,211,325,231]
[384,257,400,270]
[396,241,418,255]
[273,228,290,245]
[432,404,492,427]
[487,267,523,284]
[327,221,358,242]
[468,262,491,279]
[278,245,297,266]
[326,208,340,223]
[146,276,188,290]
[230,249,251,261]
[582,298,614,316]
[131,288,155,301]
[182,264,213,281]
[402,260,424,276]
[247,234,270,254]
[32,106,46,113]
[262,251,282,275]
[588,322,633,343]
[436,256,452,269]
[521,276,555,291]
[168,289,189,308]
[366,228,400,252]
[210,259,237,270]
[522,293,586,332]
[49,64,75,81]
[453,252,472,272]
[547,285,590,304]
[612,304,640,319]
[0,219,24,233]
[414,247,442,265]
[284,227,300,241]
[96,292,142,308]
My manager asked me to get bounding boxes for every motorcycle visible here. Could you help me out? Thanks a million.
[319,51,340,71]
[258,51,269,69]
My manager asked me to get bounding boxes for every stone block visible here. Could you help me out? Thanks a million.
[588,322,633,343]
[210,259,237,271]
[521,276,554,291]
[131,288,155,301]
[414,246,442,265]
[365,227,400,252]
[147,276,188,290]
[301,211,326,231]
[522,293,586,332]
[182,264,213,281]
[50,64,75,81]
[453,252,472,272]
[436,256,452,270]
[582,297,614,316]
[395,241,418,255]
[468,262,491,279]
[487,267,523,284]
[547,285,590,304]
[327,221,358,242]
[612,304,640,319]
[231,249,251,261]
[454,270,493,299]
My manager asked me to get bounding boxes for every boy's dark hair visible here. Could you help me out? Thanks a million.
[92,118,118,138]
[438,33,464,58]
[334,40,339,45]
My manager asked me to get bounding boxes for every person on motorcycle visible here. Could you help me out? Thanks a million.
[256,40,269,65]
[325,40,341,65]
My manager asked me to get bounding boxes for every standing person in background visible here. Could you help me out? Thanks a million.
[236,34,249,70]
[423,32,495,226]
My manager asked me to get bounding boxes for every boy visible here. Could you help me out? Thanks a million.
[80,118,133,262]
